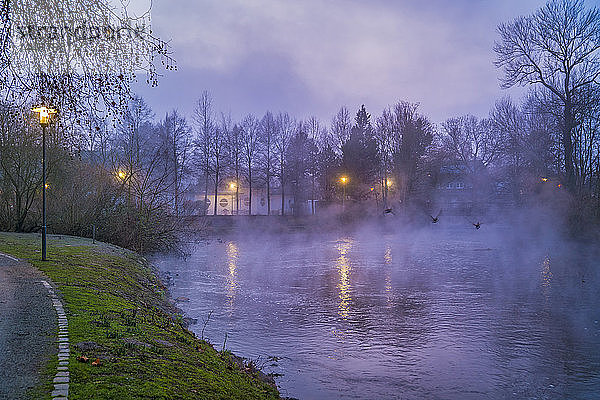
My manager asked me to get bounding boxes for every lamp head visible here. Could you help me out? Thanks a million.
[32,106,57,127]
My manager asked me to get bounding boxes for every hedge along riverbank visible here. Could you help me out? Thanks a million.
[0,232,280,400]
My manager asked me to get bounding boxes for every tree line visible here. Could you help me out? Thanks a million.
[1,0,599,251]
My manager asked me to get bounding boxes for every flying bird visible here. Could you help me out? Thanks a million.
[430,209,442,223]
[384,208,395,215]
[473,222,481,229]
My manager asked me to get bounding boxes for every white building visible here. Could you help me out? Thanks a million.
[195,188,297,215]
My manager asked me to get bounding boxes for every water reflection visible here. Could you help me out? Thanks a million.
[540,255,552,305]
[384,245,393,305]
[541,255,552,288]
[226,241,239,313]
[153,230,600,400]
[335,238,354,319]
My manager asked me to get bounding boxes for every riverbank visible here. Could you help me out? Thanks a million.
[0,232,280,399]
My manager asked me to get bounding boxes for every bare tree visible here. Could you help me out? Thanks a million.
[193,91,214,215]
[441,115,503,170]
[522,91,562,178]
[375,101,433,207]
[331,106,352,154]
[274,112,295,215]
[0,105,42,231]
[212,112,230,215]
[260,112,276,215]
[375,107,397,208]
[241,114,260,215]
[490,96,525,200]
[494,0,600,191]
[3,0,175,164]
[306,116,325,214]
[225,123,243,214]
[117,96,154,213]
[159,110,191,216]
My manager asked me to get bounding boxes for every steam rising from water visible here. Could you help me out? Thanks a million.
[154,210,600,399]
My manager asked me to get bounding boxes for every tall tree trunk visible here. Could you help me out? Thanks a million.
[280,165,285,216]
[235,163,239,215]
[267,167,271,215]
[384,172,388,209]
[311,174,315,215]
[267,138,271,215]
[203,167,209,216]
[214,166,219,216]
[248,166,252,215]
[563,103,576,192]
[173,138,179,217]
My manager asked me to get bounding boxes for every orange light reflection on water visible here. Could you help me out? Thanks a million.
[384,245,393,305]
[336,238,353,319]
[226,242,239,313]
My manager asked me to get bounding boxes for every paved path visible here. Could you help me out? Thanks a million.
[0,253,56,400]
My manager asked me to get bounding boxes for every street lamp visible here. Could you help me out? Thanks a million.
[340,176,348,210]
[32,105,57,261]
[229,182,236,215]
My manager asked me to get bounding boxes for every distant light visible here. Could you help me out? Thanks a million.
[229,182,236,190]
[370,187,374,191]
[44,183,49,189]
[386,179,392,187]
[541,177,548,182]
[340,176,348,184]
[117,170,126,180]
[557,183,562,188]
[32,106,57,126]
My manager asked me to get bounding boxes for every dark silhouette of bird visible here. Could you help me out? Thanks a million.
[473,222,481,229]
[384,208,395,215]
[430,209,442,223]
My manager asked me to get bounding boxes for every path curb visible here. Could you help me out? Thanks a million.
[41,279,70,399]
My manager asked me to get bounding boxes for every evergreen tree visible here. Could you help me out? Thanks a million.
[340,105,380,200]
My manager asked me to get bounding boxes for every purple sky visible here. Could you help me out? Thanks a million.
[133,0,547,126]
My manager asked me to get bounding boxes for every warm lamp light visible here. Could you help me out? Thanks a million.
[32,105,58,261]
[32,106,57,127]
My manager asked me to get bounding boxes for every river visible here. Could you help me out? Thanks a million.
[152,222,600,399]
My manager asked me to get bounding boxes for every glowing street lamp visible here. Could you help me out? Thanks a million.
[32,105,57,261]
[117,170,127,181]
[229,182,237,215]
[340,176,348,210]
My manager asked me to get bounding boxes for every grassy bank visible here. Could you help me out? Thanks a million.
[0,232,280,400]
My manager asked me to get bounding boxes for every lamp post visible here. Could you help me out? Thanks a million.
[117,168,132,222]
[32,106,57,261]
[340,176,348,210]
[229,182,236,215]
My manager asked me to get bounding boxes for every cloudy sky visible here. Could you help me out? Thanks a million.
[133,0,547,126]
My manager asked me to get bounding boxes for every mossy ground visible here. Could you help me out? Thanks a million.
[0,232,280,400]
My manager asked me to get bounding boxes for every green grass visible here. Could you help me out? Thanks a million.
[0,232,280,400]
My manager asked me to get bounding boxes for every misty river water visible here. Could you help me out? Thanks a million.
[152,222,600,400]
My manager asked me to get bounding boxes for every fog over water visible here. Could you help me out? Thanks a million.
[152,217,600,399]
